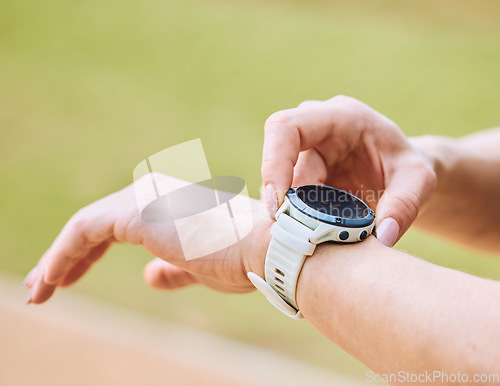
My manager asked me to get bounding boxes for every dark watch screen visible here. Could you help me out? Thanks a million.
[296,185,368,219]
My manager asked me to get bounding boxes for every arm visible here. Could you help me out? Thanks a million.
[411,128,500,253]
[287,237,500,377]
[26,174,500,377]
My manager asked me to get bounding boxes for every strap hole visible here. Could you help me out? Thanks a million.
[275,277,284,285]
[275,268,285,277]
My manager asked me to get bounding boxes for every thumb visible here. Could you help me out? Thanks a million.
[375,161,436,247]
[144,259,199,290]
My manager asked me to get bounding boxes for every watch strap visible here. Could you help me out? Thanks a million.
[262,214,316,315]
[247,272,303,319]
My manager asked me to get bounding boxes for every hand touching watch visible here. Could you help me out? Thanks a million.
[261,95,437,247]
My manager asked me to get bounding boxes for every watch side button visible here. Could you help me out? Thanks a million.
[338,231,349,241]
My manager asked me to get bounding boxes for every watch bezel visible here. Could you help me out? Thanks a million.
[287,185,375,228]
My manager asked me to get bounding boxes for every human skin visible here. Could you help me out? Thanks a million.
[297,238,500,378]
[23,182,500,379]
[410,129,500,253]
[261,96,500,253]
[23,174,275,303]
[24,97,500,380]
[261,95,438,248]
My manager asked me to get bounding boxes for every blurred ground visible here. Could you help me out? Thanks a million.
[0,272,368,386]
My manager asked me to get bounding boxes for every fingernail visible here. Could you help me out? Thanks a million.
[265,184,278,219]
[376,217,400,247]
[22,266,38,288]
[26,294,32,305]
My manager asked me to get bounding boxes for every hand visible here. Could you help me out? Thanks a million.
[261,95,437,247]
[23,174,272,304]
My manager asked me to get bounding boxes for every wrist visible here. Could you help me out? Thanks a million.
[296,236,381,317]
[243,216,273,279]
[409,134,459,195]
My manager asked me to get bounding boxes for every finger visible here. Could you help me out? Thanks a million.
[23,266,39,289]
[262,107,333,215]
[27,240,113,303]
[23,245,57,289]
[43,207,117,285]
[144,259,199,290]
[261,96,369,216]
[59,240,114,287]
[292,149,328,187]
[375,157,437,247]
[297,100,323,109]
[28,269,57,304]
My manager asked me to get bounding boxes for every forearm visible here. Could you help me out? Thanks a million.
[410,129,500,253]
[296,237,500,377]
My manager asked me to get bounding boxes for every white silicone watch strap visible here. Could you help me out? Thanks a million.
[247,272,303,319]
[249,191,374,319]
[264,214,316,312]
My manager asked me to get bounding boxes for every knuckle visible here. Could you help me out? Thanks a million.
[115,214,139,244]
[69,208,86,233]
[330,94,352,103]
[297,99,320,108]
[408,157,438,190]
[420,162,437,189]
[264,110,293,133]
[329,95,372,125]
[331,95,364,109]
[297,100,309,108]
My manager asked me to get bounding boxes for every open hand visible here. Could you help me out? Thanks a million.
[23,174,271,304]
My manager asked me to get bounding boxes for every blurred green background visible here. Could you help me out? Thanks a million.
[1,0,499,379]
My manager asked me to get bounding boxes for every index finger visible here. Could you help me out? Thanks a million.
[26,205,119,304]
[45,203,123,286]
[261,95,376,213]
[261,103,336,208]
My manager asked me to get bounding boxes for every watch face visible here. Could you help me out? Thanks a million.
[295,185,369,219]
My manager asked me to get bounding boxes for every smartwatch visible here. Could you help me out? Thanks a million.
[248,185,375,319]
